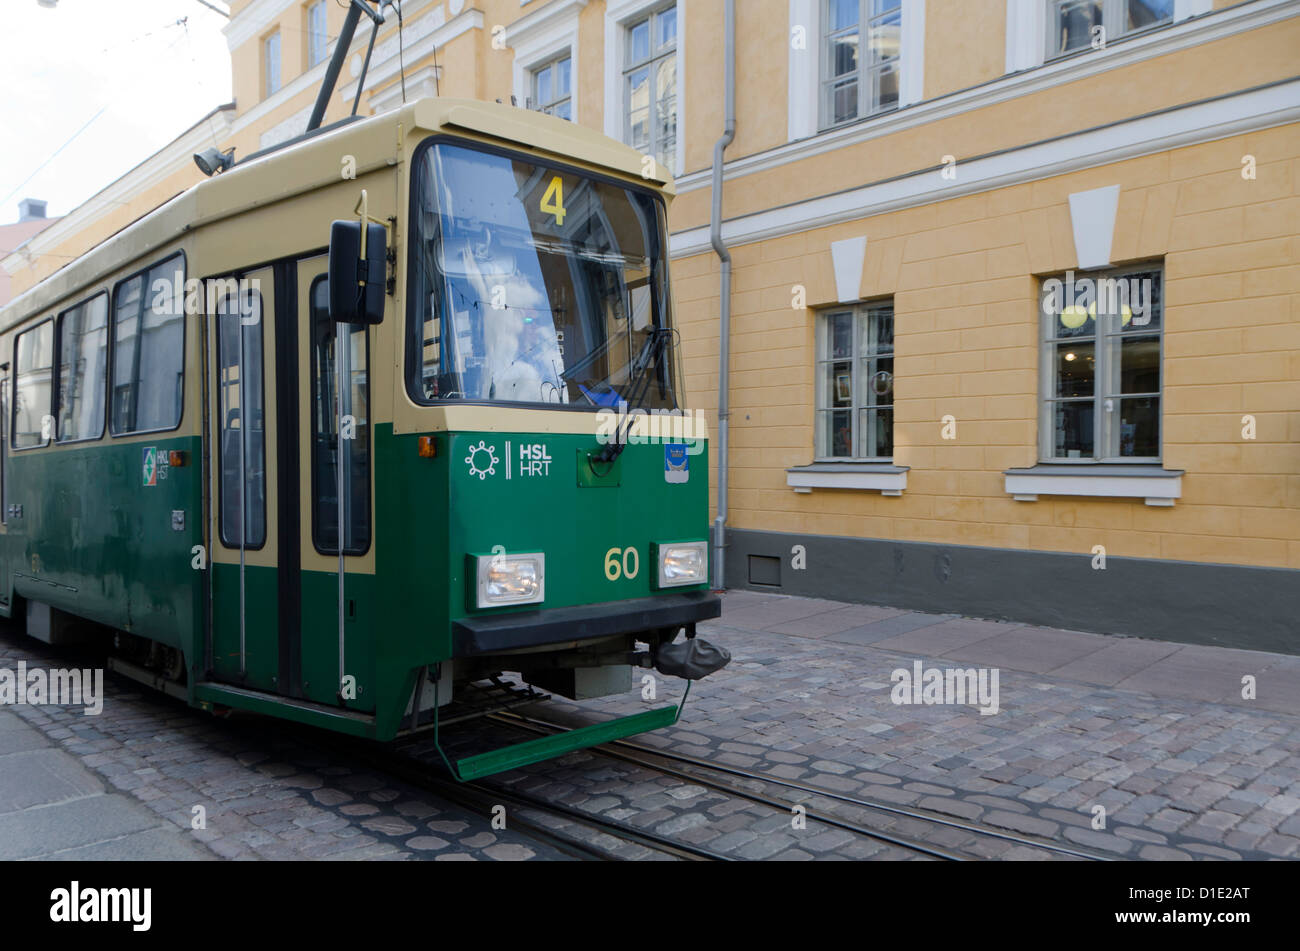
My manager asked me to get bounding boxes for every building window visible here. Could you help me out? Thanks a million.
[110,255,185,435]
[624,5,677,176]
[821,0,900,130]
[265,30,282,96]
[532,54,573,119]
[307,1,328,68]
[816,301,894,460]
[12,321,54,450]
[1047,0,1173,59]
[56,293,108,443]
[1039,265,1163,461]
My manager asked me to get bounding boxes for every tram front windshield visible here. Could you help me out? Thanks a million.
[408,140,678,409]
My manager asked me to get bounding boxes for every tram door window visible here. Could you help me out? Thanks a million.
[0,371,7,524]
[206,264,279,692]
[216,290,267,549]
[309,276,370,555]
[13,321,54,449]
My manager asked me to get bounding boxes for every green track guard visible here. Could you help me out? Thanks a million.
[432,682,690,782]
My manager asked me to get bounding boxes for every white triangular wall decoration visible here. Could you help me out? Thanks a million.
[1068,185,1121,270]
[830,236,868,303]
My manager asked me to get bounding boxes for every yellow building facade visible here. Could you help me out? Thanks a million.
[6,0,1297,649]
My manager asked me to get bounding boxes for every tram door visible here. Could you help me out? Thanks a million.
[207,266,281,690]
[294,256,375,711]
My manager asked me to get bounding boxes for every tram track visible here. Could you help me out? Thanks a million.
[489,709,1113,862]
[83,646,1100,861]
[307,728,733,861]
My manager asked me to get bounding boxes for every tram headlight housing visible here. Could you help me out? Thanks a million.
[653,541,708,589]
[475,552,545,608]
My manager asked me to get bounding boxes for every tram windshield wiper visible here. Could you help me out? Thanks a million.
[595,327,675,463]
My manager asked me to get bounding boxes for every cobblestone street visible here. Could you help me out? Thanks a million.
[2,590,1297,861]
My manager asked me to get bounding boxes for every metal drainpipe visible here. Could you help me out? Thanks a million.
[710,0,736,591]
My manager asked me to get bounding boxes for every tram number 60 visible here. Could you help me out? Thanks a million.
[604,546,639,582]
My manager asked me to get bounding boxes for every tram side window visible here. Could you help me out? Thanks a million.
[310,276,371,555]
[13,321,54,449]
[216,290,267,549]
[111,255,185,435]
[57,293,109,442]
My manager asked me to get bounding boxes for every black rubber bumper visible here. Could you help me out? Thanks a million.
[452,591,722,656]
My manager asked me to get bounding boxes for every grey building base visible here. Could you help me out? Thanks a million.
[723,529,1299,656]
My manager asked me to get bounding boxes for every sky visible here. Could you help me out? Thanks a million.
[0,0,234,225]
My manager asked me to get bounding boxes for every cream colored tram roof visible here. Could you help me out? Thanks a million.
[0,98,675,333]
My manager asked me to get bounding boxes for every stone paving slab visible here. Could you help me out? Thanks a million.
[1046,639,1183,686]
[872,617,1024,654]
[0,718,51,755]
[826,612,956,646]
[942,626,1111,674]
[765,604,910,638]
[1112,646,1288,706]
[0,794,165,860]
[0,747,104,814]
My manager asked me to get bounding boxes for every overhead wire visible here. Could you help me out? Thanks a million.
[0,107,109,212]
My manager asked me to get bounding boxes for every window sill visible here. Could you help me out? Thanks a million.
[817,105,902,138]
[786,463,908,496]
[1004,464,1184,507]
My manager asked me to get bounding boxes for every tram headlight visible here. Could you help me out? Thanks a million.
[475,552,545,608]
[654,541,708,589]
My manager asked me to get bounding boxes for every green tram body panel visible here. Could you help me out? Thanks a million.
[1,421,712,741]
[4,436,202,650]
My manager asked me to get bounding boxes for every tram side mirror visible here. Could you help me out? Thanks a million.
[329,220,387,325]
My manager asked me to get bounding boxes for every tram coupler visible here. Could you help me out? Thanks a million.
[653,636,731,680]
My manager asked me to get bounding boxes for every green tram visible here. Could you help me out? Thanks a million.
[0,99,725,779]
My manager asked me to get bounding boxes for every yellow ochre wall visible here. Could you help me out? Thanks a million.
[673,121,1300,572]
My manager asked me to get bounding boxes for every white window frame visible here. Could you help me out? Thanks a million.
[507,0,585,121]
[820,0,903,130]
[1009,0,1206,72]
[814,300,895,463]
[531,52,574,118]
[1044,0,1176,60]
[623,4,678,175]
[307,0,328,68]
[790,0,924,142]
[264,30,282,98]
[1037,263,1165,464]
[605,0,684,177]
